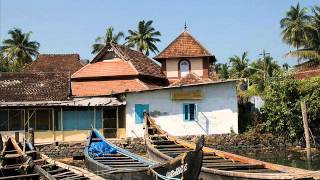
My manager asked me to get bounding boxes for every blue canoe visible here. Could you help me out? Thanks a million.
[84,129,204,180]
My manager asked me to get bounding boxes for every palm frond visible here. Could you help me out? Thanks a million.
[286,49,320,60]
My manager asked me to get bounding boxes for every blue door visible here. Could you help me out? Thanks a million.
[135,104,149,124]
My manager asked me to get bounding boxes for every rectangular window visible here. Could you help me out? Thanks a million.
[183,103,197,121]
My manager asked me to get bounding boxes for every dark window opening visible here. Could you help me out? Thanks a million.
[183,104,198,121]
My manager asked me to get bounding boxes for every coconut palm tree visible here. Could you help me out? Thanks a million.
[229,52,249,78]
[286,5,320,60]
[280,3,312,49]
[0,28,40,68]
[125,20,161,56]
[91,27,124,54]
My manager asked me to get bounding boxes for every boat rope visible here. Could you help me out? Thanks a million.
[148,167,181,180]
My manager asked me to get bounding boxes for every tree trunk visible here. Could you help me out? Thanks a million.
[301,101,311,163]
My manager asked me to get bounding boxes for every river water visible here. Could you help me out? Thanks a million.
[218,147,320,170]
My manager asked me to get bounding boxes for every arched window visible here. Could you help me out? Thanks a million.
[179,60,190,77]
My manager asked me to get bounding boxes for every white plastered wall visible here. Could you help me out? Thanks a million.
[125,81,238,138]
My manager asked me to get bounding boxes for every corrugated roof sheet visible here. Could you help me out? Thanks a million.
[0,97,124,107]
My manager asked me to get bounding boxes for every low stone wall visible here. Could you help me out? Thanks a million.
[36,138,146,158]
[180,133,305,150]
[37,133,304,158]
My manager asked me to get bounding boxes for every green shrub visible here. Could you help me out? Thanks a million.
[260,76,320,141]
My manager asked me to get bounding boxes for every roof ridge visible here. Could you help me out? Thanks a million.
[183,31,212,56]
[154,30,213,59]
[110,43,131,61]
[38,53,80,56]
[154,31,185,59]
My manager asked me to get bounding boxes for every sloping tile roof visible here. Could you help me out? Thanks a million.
[71,79,148,97]
[72,59,138,79]
[87,43,166,79]
[23,54,83,74]
[154,31,213,59]
[169,73,212,86]
[0,72,69,102]
[294,68,320,79]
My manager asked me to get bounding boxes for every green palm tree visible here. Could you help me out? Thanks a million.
[229,52,249,78]
[286,6,320,60]
[0,28,40,68]
[280,3,312,49]
[91,27,124,54]
[125,20,161,56]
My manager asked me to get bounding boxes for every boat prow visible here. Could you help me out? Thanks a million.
[85,129,203,180]
[144,113,317,180]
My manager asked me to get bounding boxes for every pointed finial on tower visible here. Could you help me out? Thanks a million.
[184,21,188,31]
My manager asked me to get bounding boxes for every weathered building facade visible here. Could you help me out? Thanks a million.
[0,54,117,143]
[0,30,238,143]
[126,81,238,138]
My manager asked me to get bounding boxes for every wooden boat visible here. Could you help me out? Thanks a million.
[24,141,104,180]
[144,113,317,180]
[0,136,103,180]
[0,137,40,179]
[84,129,204,180]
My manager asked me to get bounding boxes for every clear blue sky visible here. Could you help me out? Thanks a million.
[0,0,319,66]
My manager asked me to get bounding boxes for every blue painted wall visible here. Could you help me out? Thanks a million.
[56,110,102,130]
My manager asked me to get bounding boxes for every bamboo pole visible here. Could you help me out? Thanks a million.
[300,101,311,162]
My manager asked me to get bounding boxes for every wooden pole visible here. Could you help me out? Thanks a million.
[301,101,311,162]
[60,107,64,141]
[29,128,34,147]
[0,133,3,152]
[14,131,19,143]
[116,107,119,138]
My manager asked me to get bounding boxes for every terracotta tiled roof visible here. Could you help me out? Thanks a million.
[23,54,83,74]
[0,72,69,102]
[154,31,213,59]
[169,73,212,86]
[86,43,165,79]
[71,79,148,97]
[294,68,320,79]
[71,59,138,79]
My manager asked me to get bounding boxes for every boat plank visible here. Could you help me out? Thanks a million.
[48,167,67,174]
[52,171,75,177]
[0,174,40,180]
